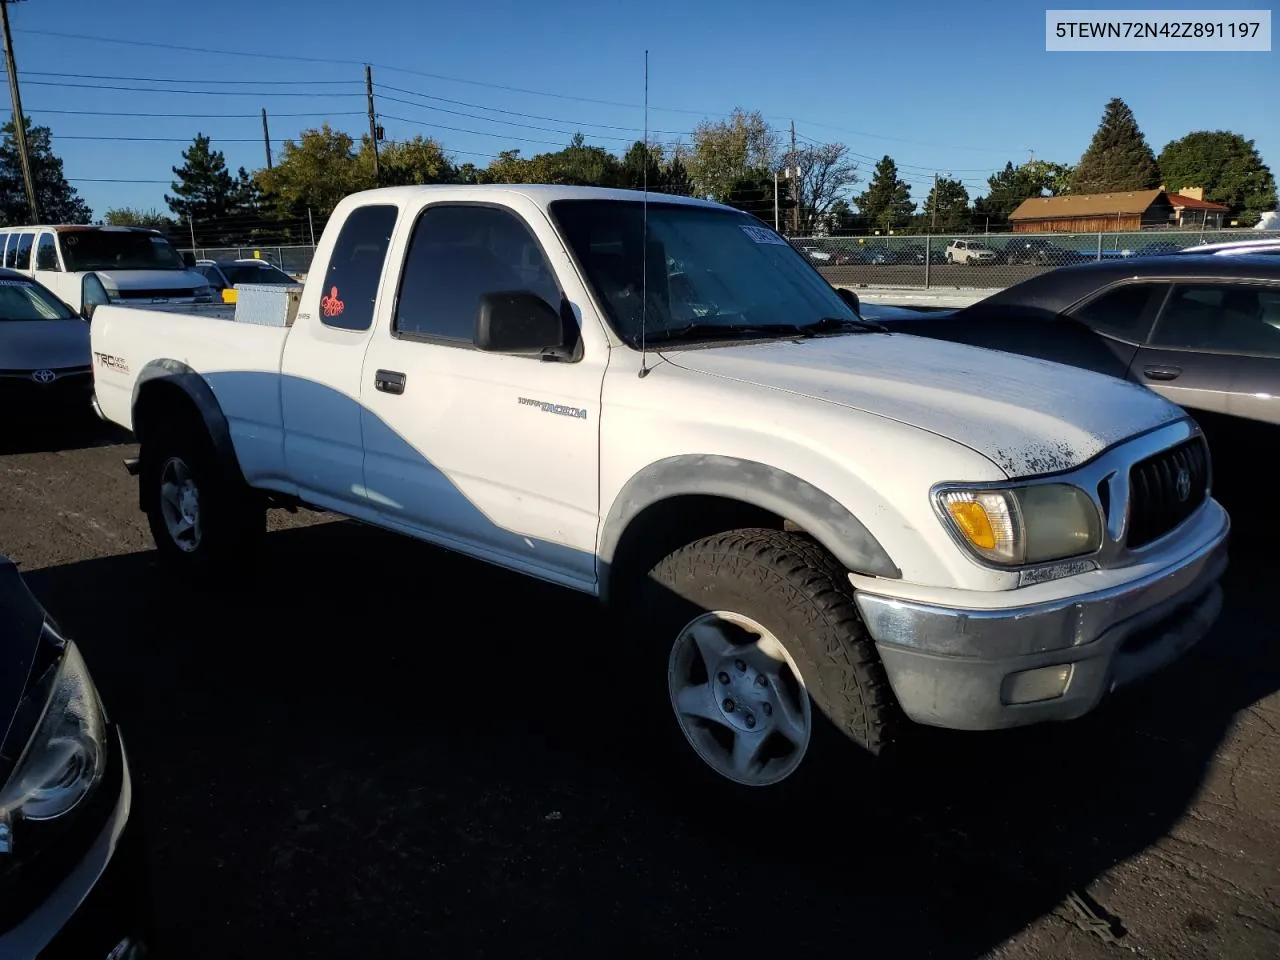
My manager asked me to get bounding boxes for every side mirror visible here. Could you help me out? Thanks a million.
[475,291,573,359]
[181,251,197,268]
[837,287,861,314]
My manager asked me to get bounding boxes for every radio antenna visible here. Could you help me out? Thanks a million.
[638,49,651,378]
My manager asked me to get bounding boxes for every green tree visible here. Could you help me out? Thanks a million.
[826,198,856,234]
[620,140,664,191]
[855,155,915,230]
[1157,131,1278,226]
[0,117,92,225]
[662,153,693,196]
[256,125,364,221]
[975,160,1074,223]
[165,134,246,242]
[923,176,970,232]
[687,108,778,202]
[103,207,176,231]
[1071,98,1161,194]
[364,135,456,186]
[482,134,624,187]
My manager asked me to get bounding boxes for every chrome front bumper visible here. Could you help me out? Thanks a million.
[854,505,1231,730]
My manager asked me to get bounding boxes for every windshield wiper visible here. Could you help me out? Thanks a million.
[795,316,889,335]
[644,322,807,343]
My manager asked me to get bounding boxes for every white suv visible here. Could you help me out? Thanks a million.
[945,239,997,264]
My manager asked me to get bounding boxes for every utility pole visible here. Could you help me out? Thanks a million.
[261,108,273,169]
[773,169,779,231]
[307,207,315,247]
[789,121,799,235]
[365,65,380,186]
[1,0,38,223]
[931,172,939,232]
[188,215,197,251]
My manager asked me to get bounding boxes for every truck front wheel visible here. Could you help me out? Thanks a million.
[140,421,265,573]
[641,528,903,791]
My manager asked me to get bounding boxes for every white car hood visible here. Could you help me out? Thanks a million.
[661,332,1184,477]
[96,269,204,292]
[0,319,90,370]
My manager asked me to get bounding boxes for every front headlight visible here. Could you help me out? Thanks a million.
[0,637,107,826]
[936,483,1102,566]
[193,284,216,301]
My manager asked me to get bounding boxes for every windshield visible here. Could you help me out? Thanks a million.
[220,262,296,285]
[0,278,76,321]
[550,200,859,345]
[59,230,185,272]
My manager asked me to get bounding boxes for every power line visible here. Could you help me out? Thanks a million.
[19,78,362,97]
[25,107,368,119]
[20,70,355,85]
[376,92,644,144]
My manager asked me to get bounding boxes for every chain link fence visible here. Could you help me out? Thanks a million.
[184,227,1280,292]
[797,228,1280,291]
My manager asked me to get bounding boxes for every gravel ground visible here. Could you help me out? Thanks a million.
[2,421,1277,960]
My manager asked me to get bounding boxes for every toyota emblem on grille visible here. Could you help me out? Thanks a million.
[30,369,56,384]
[1175,466,1191,502]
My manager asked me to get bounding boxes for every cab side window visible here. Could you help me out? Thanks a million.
[34,233,59,271]
[393,204,560,346]
[319,204,399,332]
[13,232,34,270]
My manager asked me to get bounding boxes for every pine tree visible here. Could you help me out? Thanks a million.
[1072,98,1161,194]
[854,156,915,230]
[0,117,92,225]
[165,134,241,243]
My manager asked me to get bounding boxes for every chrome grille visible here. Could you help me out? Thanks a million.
[1126,436,1210,548]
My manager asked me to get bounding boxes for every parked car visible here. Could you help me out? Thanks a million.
[799,245,832,263]
[944,239,997,264]
[195,258,300,303]
[1176,237,1280,257]
[0,268,97,427]
[1121,240,1183,258]
[1001,238,1089,266]
[0,225,215,314]
[0,556,147,959]
[869,254,1280,431]
[89,185,1227,792]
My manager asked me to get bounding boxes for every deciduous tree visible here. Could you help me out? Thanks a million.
[1158,131,1277,225]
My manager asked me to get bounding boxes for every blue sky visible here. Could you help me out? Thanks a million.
[5,0,1277,219]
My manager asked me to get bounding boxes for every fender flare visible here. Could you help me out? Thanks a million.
[131,359,247,494]
[599,454,902,586]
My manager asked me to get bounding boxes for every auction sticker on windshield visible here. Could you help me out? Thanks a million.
[740,225,788,245]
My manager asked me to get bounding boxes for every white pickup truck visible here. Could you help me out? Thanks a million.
[89,185,1230,790]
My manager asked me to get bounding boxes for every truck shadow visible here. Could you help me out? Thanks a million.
[0,416,132,456]
[22,519,1278,959]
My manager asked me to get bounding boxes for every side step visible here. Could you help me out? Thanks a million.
[123,457,140,476]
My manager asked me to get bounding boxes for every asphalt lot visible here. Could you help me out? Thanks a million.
[1,421,1278,960]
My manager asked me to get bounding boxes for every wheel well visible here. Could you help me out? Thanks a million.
[131,380,210,511]
[604,495,805,607]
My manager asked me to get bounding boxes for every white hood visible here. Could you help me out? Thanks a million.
[661,332,1185,477]
[96,269,206,293]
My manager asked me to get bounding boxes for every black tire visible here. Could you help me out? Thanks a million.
[140,417,265,576]
[634,527,904,796]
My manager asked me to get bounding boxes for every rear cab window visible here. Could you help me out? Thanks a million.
[12,233,35,271]
[319,205,399,332]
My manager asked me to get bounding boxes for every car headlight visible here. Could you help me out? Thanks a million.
[936,483,1102,566]
[0,635,107,828]
[193,285,215,301]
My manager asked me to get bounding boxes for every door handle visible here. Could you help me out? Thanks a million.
[374,369,406,395]
[1142,365,1182,382]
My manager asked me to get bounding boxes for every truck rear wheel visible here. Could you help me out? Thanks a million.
[640,528,903,792]
[140,421,265,574]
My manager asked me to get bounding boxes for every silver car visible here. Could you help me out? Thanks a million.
[0,268,93,426]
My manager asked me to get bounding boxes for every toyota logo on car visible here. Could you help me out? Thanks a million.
[30,369,56,384]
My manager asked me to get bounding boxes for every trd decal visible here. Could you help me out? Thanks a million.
[93,352,129,374]
[321,287,345,318]
[518,396,588,420]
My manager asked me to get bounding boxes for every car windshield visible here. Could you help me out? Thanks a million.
[550,200,860,345]
[0,277,76,321]
[59,230,185,271]
[219,262,296,285]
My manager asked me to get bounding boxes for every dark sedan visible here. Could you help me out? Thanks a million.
[0,269,95,427]
[0,558,148,959]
